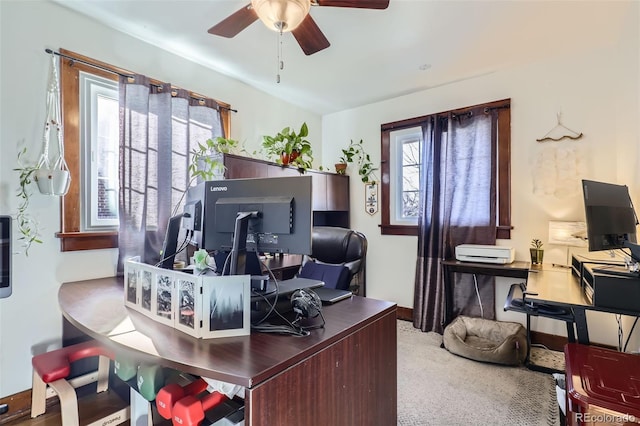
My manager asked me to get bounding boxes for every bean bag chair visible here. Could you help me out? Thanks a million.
[443,316,528,366]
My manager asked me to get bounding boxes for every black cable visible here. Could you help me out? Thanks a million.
[616,314,623,351]
[623,317,639,352]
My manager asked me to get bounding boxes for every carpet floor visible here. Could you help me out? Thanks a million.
[397,320,560,426]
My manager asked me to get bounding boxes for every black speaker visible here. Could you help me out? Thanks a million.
[291,289,322,319]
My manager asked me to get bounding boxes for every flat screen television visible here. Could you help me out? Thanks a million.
[582,179,639,258]
[1,216,11,298]
[186,176,313,275]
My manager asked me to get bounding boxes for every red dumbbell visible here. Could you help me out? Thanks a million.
[172,391,228,426]
[156,378,208,420]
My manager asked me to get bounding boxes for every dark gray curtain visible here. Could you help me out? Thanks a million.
[117,75,223,271]
[414,109,497,333]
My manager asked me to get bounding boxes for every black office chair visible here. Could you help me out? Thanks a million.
[299,226,367,295]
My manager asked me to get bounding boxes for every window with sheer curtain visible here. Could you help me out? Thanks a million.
[380,99,512,240]
[58,49,232,252]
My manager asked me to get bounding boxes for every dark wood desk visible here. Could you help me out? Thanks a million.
[59,277,397,425]
[441,259,531,328]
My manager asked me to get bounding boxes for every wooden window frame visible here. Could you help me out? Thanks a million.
[379,99,512,239]
[56,49,232,251]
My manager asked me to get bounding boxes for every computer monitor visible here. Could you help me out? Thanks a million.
[582,179,639,258]
[186,175,313,275]
[159,214,183,270]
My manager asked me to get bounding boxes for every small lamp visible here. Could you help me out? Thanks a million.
[548,221,587,267]
[251,0,311,32]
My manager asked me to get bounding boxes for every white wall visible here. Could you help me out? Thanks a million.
[322,3,639,348]
[0,1,321,397]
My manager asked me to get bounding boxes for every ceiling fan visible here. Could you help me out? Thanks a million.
[208,0,390,56]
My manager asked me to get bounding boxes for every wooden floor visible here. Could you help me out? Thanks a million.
[1,391,130,426]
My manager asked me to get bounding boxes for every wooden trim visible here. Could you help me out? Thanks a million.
[396,306,413,321]
[496,106,512,240]
[0,388,57,424]
[55,232,118,251]
[529,330,568,352]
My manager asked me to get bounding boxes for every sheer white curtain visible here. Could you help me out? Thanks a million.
[117,75,223,271]
[414,110,497,333]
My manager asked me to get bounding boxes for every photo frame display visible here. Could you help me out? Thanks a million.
[124,260,141,309]
[153,269,176,326]
[123,260,251,339]
[201,274,251,338]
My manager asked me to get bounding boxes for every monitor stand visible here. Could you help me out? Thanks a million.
[228,210,258,276]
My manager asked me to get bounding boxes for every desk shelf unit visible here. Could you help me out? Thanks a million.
[223,154,350,228]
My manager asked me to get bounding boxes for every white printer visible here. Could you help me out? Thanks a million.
[455,244,515,264]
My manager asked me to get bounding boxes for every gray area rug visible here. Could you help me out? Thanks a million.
[397,320,559,426]
[529,346,565,372]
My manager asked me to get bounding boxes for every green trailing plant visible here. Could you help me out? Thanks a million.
[188,136,239,182]
[14,147,42,255]
[171,136,240,218]
[339,139,377,183]
[261,122,313,171]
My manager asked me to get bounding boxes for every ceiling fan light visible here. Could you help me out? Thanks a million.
[251,0,311,33]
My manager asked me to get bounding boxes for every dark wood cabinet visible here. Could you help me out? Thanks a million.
[223,154,350,227]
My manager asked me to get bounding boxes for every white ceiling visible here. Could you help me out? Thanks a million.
[51,0,629,115]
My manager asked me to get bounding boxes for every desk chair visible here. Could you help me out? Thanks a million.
[299,226,367,295]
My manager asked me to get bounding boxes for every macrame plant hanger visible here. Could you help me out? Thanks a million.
[35,52,71,196]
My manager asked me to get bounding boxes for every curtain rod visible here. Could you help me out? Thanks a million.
[45,48,237,113]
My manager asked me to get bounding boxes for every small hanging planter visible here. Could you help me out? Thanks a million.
[35,53,71,196]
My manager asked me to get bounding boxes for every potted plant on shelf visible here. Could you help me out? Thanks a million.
[262,123,313,171]
[337,139,377,183]
[530,238,544,265]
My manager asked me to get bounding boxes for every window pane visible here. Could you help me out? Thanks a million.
[96,95,119,220]
[402,140,420,166]
[80,71,119,230]
[402,164,421,219]
[390,127,422,225]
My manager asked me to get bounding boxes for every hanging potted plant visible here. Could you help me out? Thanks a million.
[35,53,71,196]
[337,139,377,183]
[262,122,313,171]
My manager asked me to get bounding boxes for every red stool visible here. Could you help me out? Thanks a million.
[31,339,128,426]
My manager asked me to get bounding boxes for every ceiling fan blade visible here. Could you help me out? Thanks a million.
[315,0,389,9]
[292,15,330,56]
[207,4,258,38]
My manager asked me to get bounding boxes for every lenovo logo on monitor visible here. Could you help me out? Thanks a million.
[210,186,228,192]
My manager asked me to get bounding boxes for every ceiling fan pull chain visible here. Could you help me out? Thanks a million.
[276,29,284,84]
